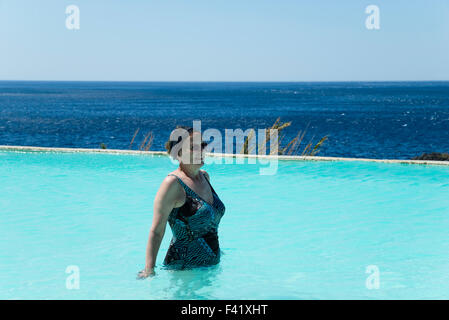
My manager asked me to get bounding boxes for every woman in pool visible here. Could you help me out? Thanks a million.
[137,127,225,278]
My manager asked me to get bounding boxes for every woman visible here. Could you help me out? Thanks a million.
[137,127,225,278]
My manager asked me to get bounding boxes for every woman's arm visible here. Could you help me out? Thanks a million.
[137,175,183,279]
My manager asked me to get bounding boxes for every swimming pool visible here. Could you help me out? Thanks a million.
[1,150,449,299]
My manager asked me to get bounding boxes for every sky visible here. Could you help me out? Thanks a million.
[1,0,449,81]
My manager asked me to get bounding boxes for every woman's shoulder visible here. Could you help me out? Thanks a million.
[163,173,179,184]
[160,172,184,195]
[157,173,186,206]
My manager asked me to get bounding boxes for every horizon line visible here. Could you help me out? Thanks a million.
[1,79,449,83]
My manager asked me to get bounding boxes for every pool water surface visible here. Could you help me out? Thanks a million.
[1,151,449,299]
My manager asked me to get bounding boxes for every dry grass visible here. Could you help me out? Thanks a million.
[242,117,328,156]
[124,119,326,156]
[129,128,140,149]
[128,128,154,151]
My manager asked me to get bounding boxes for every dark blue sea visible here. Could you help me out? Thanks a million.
[0,81,448,159]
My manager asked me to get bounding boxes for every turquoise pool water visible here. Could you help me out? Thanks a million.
[1,151,449,299]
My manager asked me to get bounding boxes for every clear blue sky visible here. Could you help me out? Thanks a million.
[1,0,449,81]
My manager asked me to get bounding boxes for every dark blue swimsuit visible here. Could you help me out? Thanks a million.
[163,172,225,269]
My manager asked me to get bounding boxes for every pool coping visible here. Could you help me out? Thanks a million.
[1,145,449,166]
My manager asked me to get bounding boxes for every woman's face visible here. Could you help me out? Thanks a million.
[179,132,206,166]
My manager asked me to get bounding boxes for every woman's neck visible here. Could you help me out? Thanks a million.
[179,163,201,180]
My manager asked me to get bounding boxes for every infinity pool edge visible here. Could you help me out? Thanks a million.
[1,145,448,166]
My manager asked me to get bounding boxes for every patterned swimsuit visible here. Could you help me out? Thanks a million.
[163,172,226,270]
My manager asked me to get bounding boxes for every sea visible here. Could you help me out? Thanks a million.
[1,81,448,159]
